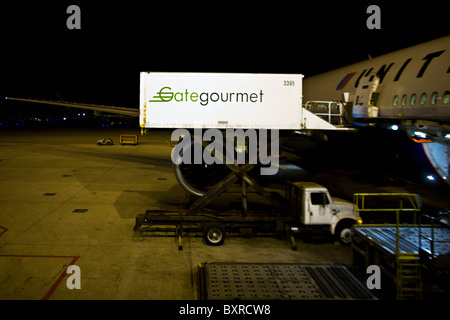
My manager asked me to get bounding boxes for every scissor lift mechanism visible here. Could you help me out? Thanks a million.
[133,135,299,250]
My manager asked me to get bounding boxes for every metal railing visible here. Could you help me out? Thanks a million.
[304,101,345,125]
[353,193,424,299]
[353,193,422,255]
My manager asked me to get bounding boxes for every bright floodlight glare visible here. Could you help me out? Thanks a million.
[414,131,427,139]
[390,124,399,131]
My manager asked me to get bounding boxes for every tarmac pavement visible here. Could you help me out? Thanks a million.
[0,128,353,300]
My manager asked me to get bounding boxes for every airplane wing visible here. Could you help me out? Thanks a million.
[4,97,139,118]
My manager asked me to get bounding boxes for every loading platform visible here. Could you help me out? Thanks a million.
[352,225,450,268]
[198,262,377,300]
[351,193,450,300]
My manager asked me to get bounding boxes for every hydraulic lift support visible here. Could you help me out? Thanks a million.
[132,134,297,250]
[186,134,286,215]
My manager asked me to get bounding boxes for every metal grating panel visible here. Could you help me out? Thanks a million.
[354,226,450,256]
[201,263,376,300]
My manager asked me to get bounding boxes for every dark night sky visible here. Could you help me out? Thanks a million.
[0,1,449,114]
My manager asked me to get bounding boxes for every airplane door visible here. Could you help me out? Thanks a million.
[353,73,380,118]
[308,192,332,225]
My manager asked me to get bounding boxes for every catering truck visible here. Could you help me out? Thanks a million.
[133,73,356,249]
[133,181,360,249]
[285,182,359,245]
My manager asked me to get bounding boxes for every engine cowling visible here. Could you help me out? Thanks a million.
[172,138,266,196]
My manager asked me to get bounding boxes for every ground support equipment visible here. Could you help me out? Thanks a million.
[133,209,299,250]
[352,225,450,299]
[119,134,138,145]
[351,193,450,299]
[198,262,377,300]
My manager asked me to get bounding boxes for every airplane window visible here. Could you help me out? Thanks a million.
[410,94,416,106]
[420,93,427,105]
[431,92,438,105]
[393,95,399,106]
[401,95,407,106]
[444,91,450,104]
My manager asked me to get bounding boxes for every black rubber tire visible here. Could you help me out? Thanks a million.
[335,221,353,245]
[203,223,226,246]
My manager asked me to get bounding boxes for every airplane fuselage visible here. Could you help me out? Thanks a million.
[302,35,450,185]
[303,36,450,125]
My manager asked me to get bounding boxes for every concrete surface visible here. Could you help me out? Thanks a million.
[0,128,354,300]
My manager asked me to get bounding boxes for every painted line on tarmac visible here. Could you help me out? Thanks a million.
[0,254,80,300]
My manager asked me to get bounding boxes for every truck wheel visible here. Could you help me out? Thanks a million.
[203,223,226,246]
[336,222,353,245]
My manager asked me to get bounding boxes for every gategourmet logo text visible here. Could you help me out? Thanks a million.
[149,86,264,106]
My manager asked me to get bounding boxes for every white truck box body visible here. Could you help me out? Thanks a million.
[139,72,336,130]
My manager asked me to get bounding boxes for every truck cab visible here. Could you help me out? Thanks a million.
[286,181,360,244]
